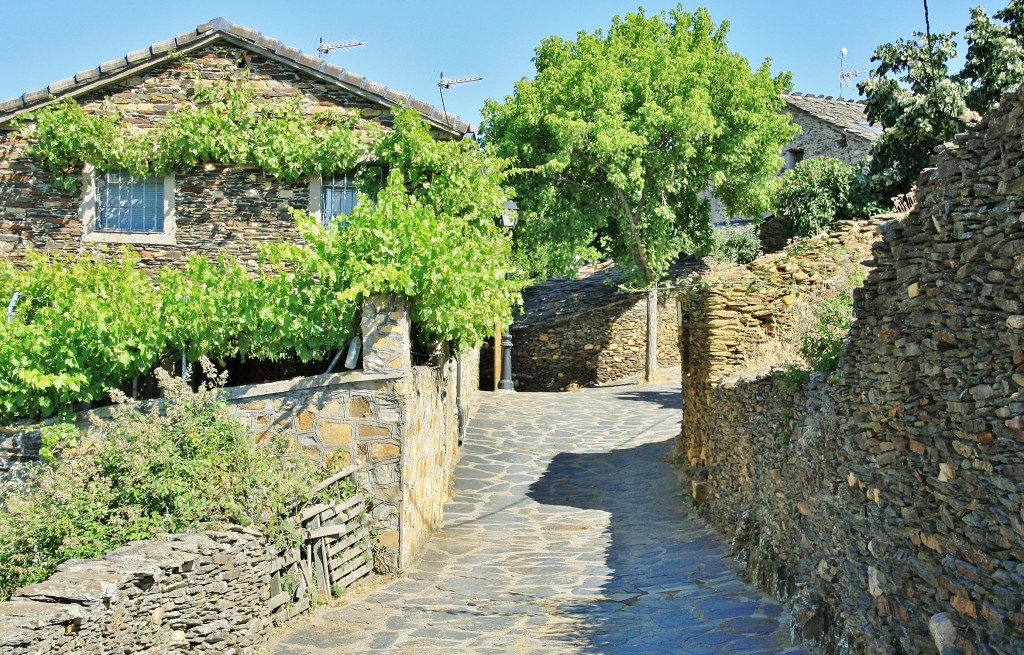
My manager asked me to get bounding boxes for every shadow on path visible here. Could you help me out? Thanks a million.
[526,389,801,655]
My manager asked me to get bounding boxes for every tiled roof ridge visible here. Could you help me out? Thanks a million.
[783,91,866,106]
[0,17,473,135]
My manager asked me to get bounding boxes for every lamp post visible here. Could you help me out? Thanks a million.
[498,200,519,392]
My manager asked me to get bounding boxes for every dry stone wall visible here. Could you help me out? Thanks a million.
[2,296,474,572]
[681,88,1024,655]
[512,290,681,391]
[0,527,278,654]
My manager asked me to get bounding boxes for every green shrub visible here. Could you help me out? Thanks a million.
[799,289,855,375]
[702,225,763,265]
[0,250,356,423]
[773,157,887,239]
[0,363,343,601]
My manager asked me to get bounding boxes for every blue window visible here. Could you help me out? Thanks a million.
[96,171,164,233]
[322,174,358,226]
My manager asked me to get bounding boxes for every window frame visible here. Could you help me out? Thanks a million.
[79,166,176,245]
[308,172,361,226]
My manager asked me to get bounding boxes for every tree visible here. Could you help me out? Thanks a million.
[482,5,797,382]
[859,1,1024,197]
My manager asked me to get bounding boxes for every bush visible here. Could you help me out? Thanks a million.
[0,249,355,423]
[0,362,344,601]
[739,259,866,379]
[702,225,763,265]
[773,157,887,239]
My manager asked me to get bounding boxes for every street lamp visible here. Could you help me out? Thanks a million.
[498,200,519,392]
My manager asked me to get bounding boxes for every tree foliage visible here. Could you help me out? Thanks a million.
[482,4,798,287]
[773,157,886,239]
[859,1,1024,196]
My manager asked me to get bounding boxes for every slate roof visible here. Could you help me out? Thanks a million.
[516,259,704,330]
[783,92,881,142]
[0,17,473,136]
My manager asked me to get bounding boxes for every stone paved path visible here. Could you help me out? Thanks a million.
[269,381,806,655]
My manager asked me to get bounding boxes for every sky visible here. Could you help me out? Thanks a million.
[0,0,987,128]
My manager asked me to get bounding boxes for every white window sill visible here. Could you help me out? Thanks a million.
[82,231,177,245]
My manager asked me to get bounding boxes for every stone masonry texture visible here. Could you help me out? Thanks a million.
[509,262,695,392]
[0,45,442,268]
[0,526,278,654]
[680,87,1024,655]
[269,380,806,655]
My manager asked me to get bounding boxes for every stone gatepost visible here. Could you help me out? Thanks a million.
[361,295,412,374]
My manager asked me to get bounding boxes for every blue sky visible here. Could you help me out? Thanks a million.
[0,1,984,127]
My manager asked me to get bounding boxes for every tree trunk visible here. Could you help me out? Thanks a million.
[645,283,658,383]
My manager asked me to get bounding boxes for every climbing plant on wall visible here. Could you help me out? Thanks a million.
[3,73,520,422]
[20,71,369,193]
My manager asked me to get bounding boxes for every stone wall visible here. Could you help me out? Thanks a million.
[0,45,396,268]
[512,289,681,392]
[2,296,474,572]
[0,527,278,654]
[680,88,1024,655]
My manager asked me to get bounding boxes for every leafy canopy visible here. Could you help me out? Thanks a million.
[773,157,886,239]
[859,1,1024,196]
[482,5,798,286]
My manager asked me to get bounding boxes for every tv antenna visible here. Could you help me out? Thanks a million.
[838,47,867,98]
[438,73,484,90]
[318,38,366,55]
[437,72,484,131]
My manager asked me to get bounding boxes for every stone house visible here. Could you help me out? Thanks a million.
[0,17,472,267]
[710,92,881,227]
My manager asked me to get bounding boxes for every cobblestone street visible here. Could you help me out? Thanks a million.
[269,380,806,655]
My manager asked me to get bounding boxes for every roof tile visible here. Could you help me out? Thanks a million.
[295,52,323,70]
[74,68,100,84]
[227,24,259,42]
[320,62,343,78]
[196,21,214,33]
[408,98,433,115]
[47,77,76,95]
[362,80,386,96]
[0,98,24,113]
[341,71,364,87]
[254,34,280,51]
[383,88,410,104]
[22,88,49,104]
[99,57,128,74]
[126,47,152,64]
[276,44,301,61]
[150,39,176,55]
[174,30,201,47]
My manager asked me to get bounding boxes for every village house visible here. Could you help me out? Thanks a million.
[710,92,881,227]
[0,17,472,268]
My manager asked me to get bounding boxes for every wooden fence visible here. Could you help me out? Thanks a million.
[268,465,373,624]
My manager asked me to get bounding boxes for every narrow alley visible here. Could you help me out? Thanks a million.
[269,380,805,655]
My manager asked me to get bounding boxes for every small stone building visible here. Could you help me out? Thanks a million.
[710,92,881,229]
[492,260,700,392]
[0,17,471,267]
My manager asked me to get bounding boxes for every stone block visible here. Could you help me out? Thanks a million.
[370,443,400,459]
[318,421,353,447]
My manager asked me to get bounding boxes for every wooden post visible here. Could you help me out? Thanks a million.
[494,320,502,391]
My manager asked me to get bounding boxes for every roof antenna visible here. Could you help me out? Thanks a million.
[837,47,866,99]
[437,72,484,131]
[318,37,366,55]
